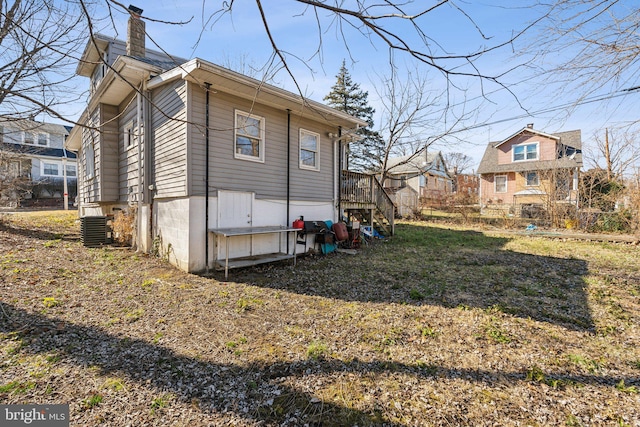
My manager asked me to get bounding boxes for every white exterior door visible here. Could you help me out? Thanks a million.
[218,190,253,228]
[217,191,253,258]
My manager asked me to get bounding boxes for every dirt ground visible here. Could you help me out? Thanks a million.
[1,211,639,426]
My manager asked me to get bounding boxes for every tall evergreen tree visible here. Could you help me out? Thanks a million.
[324,60,385,172]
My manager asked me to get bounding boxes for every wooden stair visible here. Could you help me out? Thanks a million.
[340,170,395,236]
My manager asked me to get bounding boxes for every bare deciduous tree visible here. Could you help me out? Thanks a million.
[443,152,474,175]
[373,65,469,186]
[195,1,542,102]
[0,0,87,122]
[586,127,640,181]
[535,1,640,95]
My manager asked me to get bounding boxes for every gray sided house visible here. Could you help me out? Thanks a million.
[66,11,366,273]
[0,117,77,207]
[383,149,453,216]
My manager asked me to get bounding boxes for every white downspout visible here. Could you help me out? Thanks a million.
[62,149,68,211]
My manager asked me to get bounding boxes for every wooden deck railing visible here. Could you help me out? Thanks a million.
[340,170,395,232]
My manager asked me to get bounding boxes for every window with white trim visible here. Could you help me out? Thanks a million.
[91,51,108,93]
[85,139,95,179]
[124,120,135,148]
[37,133,49,146]
[66,164,77,177]
[495,175,507,193]
[525,171,539,186]
[513,142,538,161]
[42,162,59,176]
[299,129,319,170]
[234,110,265,162]
[23,132,34,145]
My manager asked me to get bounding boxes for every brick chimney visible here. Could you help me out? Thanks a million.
[126,5,145,57]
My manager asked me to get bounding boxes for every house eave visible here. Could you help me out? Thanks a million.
[174,59,368,129]
[76,34,112,77]
[66,56,161,152]
[494,127,560,148]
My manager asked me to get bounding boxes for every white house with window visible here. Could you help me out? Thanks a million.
[0,117,77,207]
[65,9,366,272]
[382,149,453,216]
[477,124,582,217]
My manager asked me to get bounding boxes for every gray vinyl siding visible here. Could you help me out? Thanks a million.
[100,104,119,201]
[188,84,335,201]
[151,79,188,198]
[118,95,141,201]
[289,118,335,201]
[79,104,118,204]
[80,106,100,203]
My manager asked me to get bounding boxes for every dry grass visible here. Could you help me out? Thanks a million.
[1,212,639,426]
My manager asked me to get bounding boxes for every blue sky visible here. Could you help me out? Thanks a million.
[72,0,639,171]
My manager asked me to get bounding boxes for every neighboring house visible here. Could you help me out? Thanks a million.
[0,117,77,207]
[477,124,582,217]
[65,7,367,273]
[454,173,479,197]
[382,148,453,216]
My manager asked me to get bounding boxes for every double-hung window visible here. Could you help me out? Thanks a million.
[66,164,77,177]
[513,142,538,161]
[37,133,48,146]
[23,132,34,145]
[495,175,507,193]
[299,129,319,170]
[42,162,59,176]
[234,110,265,162]
[525,171,539,186]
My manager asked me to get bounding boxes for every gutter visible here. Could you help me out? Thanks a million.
[180,59,368,128]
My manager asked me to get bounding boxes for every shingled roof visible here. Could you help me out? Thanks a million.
[386,148,450,178]
[477,128,582,174]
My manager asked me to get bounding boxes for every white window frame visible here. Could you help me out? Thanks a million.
[124,120,135,149]
[91,51,108,93]
[42,161,60,177]
[85,139,95,179]
[299,129,320,171]
[65,164,77,177]
[37,133,49,146]
[23,132,35,145]
[513,142,539,162]
[495,175,507,193]
[234,110,265,163]
[525,171,539,186]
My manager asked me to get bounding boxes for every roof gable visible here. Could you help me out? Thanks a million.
[477,127,582,175]
[386,148,441,174]
[494,127,559,148]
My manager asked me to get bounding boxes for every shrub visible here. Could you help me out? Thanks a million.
[112,208,136,246]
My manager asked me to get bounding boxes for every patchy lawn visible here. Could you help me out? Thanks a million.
[1,212,639,426]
